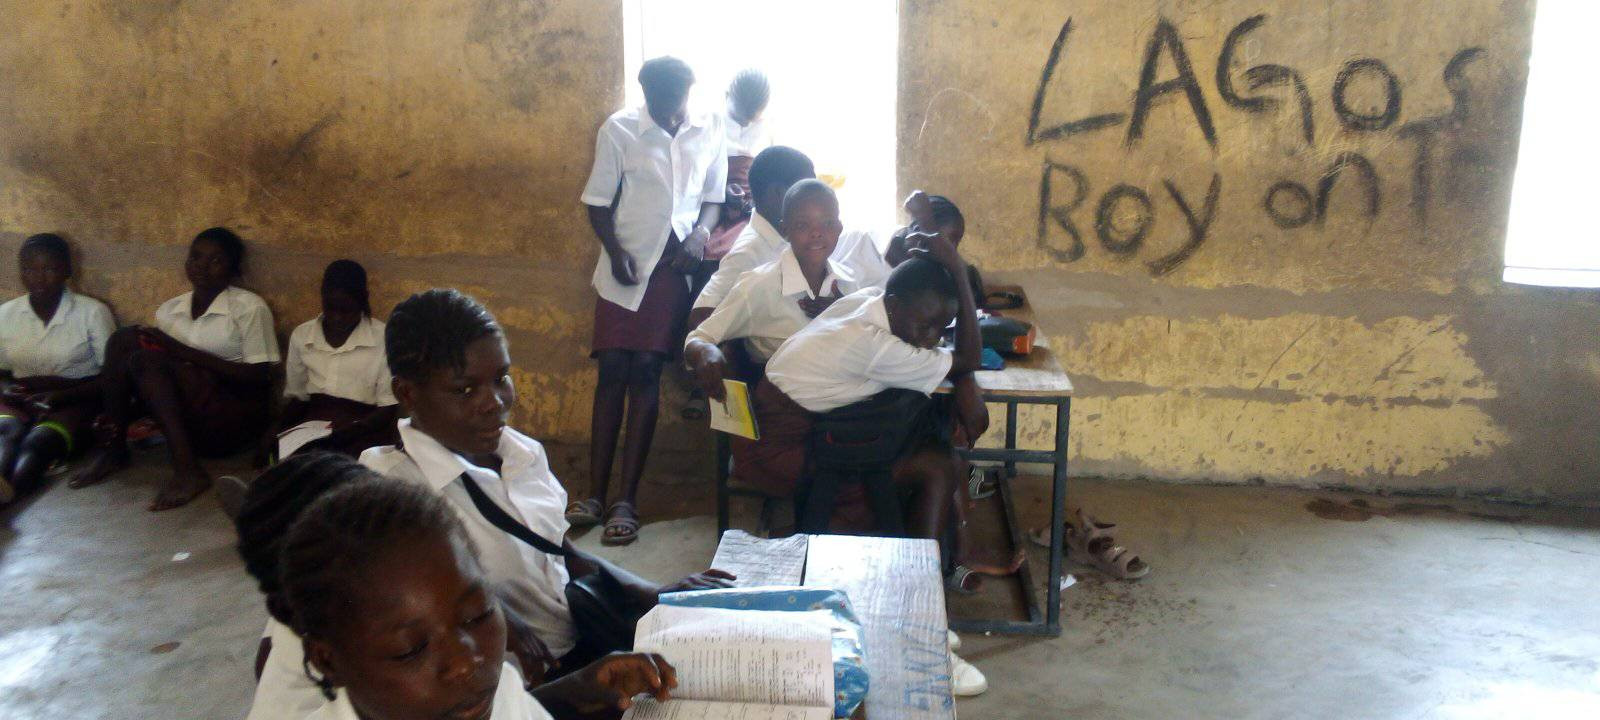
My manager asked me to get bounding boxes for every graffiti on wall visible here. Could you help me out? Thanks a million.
[1027,14,1489,276]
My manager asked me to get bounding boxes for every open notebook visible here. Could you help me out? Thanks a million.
[622,605,836,720]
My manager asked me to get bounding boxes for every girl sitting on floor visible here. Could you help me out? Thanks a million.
[281,474,679,720]
[258,259,398,462]
[0,233,116,503]
[72,227,280,510]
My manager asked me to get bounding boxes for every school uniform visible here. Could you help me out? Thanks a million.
[360,419,578,658]
[582,106,728,355]
[151,285,281,454]
[693,211,891,312]
[279,316,397,457]
[685,246,881,363]
[302,663,552,720]
[724,112,772,158]
[244,618,323,720]
[735,287,953,497]
[0,290,116,444]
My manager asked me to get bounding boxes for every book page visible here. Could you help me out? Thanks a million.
[709,379,759,440]
[276,420,333,458]
[634,605,833,708]
[622,698,830,720]
[709,531,808,588]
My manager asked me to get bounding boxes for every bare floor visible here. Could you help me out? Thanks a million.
[2,454,1598,719]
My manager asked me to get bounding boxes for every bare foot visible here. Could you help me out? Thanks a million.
[69,447,129,489]
[957,548,1027,577]
[149,472,212,512]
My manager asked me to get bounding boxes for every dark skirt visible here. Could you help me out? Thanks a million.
[592,256,691,356]
[731,379,815,497]
[164,361,271,457]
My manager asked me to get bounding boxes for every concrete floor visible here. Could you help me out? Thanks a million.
[3,454,1599,719]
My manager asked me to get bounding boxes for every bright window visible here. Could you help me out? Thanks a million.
[1503,3,1600,287]
[621,0,899,232]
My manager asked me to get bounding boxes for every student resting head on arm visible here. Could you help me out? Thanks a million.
[0,233,116,503]
[280,475,679,720]
[361,289,734,684]
[72,226,280,511]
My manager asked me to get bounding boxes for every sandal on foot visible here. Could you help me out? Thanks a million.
[601,501,640,546]
[565,498,604,528]
[945,565,982,595]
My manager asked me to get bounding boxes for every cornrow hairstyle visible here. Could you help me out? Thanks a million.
[638,56,694,104]
[748,146,815,201]
[321,259,372,316]
[926,195,964,229]
[728,68,770,117]
[193,226,246,277]
[19,233,72,276]
[279,477,476,644]
[780,178,838,223]
[885,255,959,305]
[384,288,502,382]
[234,452,378,624]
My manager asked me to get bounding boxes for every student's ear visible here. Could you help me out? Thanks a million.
[392,376,417,413]
[304,638,344,695]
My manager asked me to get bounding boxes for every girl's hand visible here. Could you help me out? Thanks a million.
[575,652,677,710]
[905,231,964,272]
[608,248,640,286]
[685,344,728,402]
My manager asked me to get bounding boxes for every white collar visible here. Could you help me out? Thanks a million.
[861,288,893,331]
[395,418,529,493]
[28,289,76,329]
[307,315,379,352]
[179,286,237,319]
[777,247,850,299]
[636,106,706,136]
[749,212,784,250]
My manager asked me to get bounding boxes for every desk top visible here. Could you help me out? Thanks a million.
[941,284,1074,398]
[711,531,956,720]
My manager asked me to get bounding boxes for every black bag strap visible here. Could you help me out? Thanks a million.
[458,472,570,559]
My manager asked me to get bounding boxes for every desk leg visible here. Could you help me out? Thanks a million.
[1004,401,1018,479]
[1046,398,1070,634]
[715,433,731,535]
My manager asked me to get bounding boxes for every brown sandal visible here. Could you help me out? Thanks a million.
[601,501,640,546]
[1030,509,1150,580]
[565,498,604,528]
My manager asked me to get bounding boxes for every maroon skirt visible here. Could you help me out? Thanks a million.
[592,254,691,356]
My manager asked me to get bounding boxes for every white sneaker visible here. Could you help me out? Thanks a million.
[947,630,962,651]
[951,651,988,697]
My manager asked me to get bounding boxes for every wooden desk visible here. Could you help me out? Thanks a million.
[710,531,956,720]
[940,285,1074,637]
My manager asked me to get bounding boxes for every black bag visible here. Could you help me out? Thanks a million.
[459,475,646,666]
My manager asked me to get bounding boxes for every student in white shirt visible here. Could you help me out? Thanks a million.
[257,260,398,462]
[577,56,728,545]
[0,234,116,503]
[685,180,882,391]
[364,289,732,677]
[72,227,281,511]
[688,147,889,332]
[724,68,773,158]
[277,475,680,720]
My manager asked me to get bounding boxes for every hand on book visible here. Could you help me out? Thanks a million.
[657,568,738,599]
[568,652,678,712]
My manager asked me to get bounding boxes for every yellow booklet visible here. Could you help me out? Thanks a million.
[709,379,760,440]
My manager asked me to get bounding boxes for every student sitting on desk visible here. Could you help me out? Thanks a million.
[257,260,398,462]
[0,233,116,504]
[361,289,733,682]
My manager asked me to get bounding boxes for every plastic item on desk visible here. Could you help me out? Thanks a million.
[979,347,1005,370]
[981,315,1036,355]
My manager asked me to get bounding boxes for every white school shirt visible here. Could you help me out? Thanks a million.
[153,286,281,364]
[693,212,891,311]
[724,112,772,157]
[765,287,954,413]
[360,420,577,657]
[686,246,879,362]
[283,316,397,407]
[581,106,729,311]
[245,618,324,720]
[303,663,552,720]
[0,290,115,379]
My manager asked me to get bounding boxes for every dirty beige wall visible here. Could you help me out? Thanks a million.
[0,0,624,477]
[903,0,1600,504]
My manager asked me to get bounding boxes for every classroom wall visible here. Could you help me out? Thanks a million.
[902,0,1600,505]
[0,0,624,474]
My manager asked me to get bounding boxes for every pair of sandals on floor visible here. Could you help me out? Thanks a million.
[565,498,639,545]
[948,508,1150,593]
